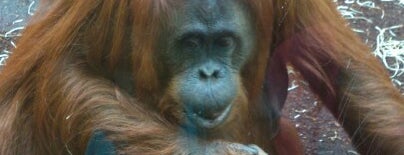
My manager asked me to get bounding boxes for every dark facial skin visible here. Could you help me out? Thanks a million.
[158,0,256,130]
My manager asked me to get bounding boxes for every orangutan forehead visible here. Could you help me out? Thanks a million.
[171,0,252,29]
[167,0,255,46]
[181,0,247,24]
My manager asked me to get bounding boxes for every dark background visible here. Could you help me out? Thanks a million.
[1,0,403,154]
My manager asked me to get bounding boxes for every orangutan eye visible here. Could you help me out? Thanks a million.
[215,36,234,48]
[182,37,201,49]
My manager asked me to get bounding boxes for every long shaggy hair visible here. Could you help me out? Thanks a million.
[0,0,402,154]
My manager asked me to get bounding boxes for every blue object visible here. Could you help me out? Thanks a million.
[85,132,116,155]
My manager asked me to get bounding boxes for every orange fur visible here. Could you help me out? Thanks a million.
[0,0,402,154]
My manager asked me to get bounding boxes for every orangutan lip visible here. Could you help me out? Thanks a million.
[190,104,233,129]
